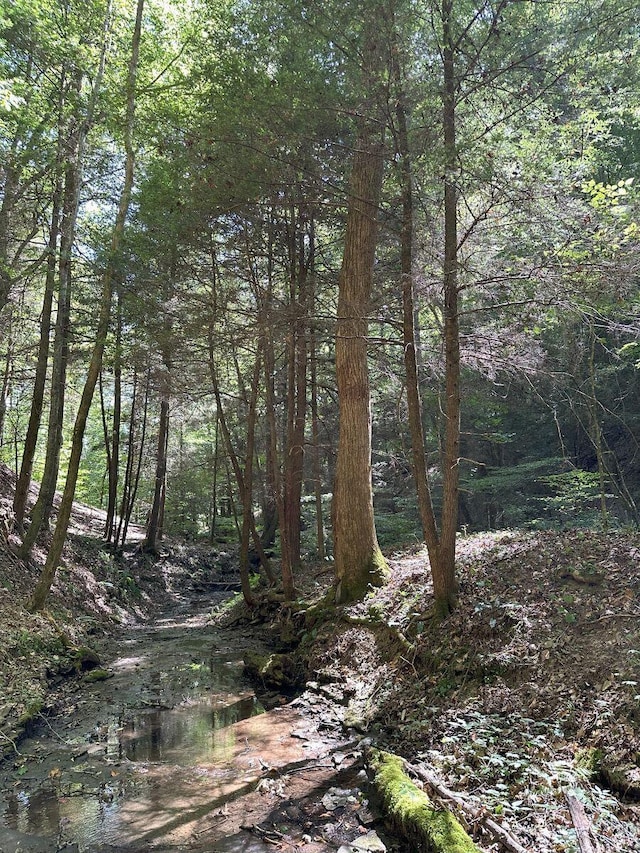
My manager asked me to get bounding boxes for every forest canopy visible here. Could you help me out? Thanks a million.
[0,0,639,609]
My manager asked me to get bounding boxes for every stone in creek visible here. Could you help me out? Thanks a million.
[337,830,387,853]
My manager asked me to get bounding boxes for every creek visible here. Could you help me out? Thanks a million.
[0,588,396,853]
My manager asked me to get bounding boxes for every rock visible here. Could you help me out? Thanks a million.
[321,787,357,811]
[72,646,101,672]
[243,651,303,690]
[601,761,640,799]
[83,668,113,683]
[338,830,387,853]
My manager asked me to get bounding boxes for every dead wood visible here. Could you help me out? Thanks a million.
[407,760,530,853]
[565,791,596,853]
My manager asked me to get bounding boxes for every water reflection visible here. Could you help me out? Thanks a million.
[1,693,266,850]
[121,696,263,764]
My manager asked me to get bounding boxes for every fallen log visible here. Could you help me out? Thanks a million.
[367,749,483,853]
[565,791,596,853]
[406,760,530,853]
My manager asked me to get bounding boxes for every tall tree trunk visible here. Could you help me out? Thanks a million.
[119,368,149,546]
[13,172,62,529]
[209,340,274,583]
[144,395,169,554]
[263,320,295,597]
[282,207,310,584]
[390,23,448,613]
[209,411,220,542]
[435,0,461,616]
[20,6,111,554]
[333,76,389,604]
[309,227,325,560]
[238,351,262,608]
[0,306,13,446]
[19,82,83,557]
[29,0,143,612]
[105,289,123,542]
[116,368,138,546]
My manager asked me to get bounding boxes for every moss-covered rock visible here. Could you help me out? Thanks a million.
[368,750,481,853]
[71,646,101,672]
[243,650,304,690]
[83,668,113,683]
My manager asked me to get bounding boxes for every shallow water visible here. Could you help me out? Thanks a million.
[0,611,309,852]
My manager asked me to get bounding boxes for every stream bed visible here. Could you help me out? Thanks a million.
[0,594,398,853]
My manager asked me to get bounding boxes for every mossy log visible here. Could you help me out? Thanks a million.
[368,750,482,853]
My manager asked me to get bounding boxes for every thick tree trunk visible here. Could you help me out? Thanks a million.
[333,109,389,604]
[29,0,142,612]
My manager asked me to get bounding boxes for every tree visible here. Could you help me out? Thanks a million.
[333,14,390,604]
[29,0,144,612]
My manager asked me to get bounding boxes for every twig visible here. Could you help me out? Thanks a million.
[407,760,530,853]
[0,729,21,755]
[36,713,73,745]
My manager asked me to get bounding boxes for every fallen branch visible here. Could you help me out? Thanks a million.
[0,729,21,755]
[565,791,596,853]
[407,760,530,853]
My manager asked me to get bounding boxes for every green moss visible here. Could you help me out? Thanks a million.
[369,751,481,853]
[17,699,43,727]
[575,746,603,779]
[243,651,302,690]
[335,548,390,604]
[83,668,113,683]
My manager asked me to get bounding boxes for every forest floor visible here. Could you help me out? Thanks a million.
[0,462,639,852]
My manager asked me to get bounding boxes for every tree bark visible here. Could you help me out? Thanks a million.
[282,206,310,584]
[333,87,389,604]
[435,0,461,616]
[309,226,325,560]
[13,172,62,529]
[105,290,123,542]
[20,4,111,554]
[238,351,262,608]
[19,78,83,556]
[144,395,169,554]
[209,339,274,584]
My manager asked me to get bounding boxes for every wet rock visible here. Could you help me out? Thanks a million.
[244,650,303,690]
[337,830,387,852]
[321,787,358,811]
[83,668,113,683]
[72,646,101,672]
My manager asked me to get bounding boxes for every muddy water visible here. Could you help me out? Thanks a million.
[0,601,359,853]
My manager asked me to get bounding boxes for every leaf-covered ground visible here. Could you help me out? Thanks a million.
[305,529,640,852]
